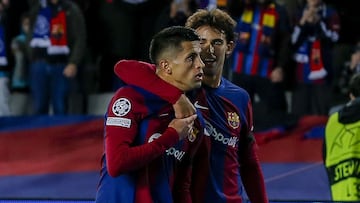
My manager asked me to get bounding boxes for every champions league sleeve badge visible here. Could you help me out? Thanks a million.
[112,98,131,117]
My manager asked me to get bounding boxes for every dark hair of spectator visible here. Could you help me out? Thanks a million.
[349,73,360,97]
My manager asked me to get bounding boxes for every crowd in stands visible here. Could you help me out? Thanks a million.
[0,0,359,131]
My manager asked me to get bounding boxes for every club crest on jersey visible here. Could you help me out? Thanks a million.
[227,112,240,129]
[188,127,199,142]
[112,98,131,117]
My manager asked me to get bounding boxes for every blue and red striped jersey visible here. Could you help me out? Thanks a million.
[188,79,256,203]
[114,60,267,203]
[95,85,203,203]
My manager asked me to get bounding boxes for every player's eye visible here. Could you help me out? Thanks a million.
[212,39,224,46]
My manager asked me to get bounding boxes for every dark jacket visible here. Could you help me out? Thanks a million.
[338,97,360,124]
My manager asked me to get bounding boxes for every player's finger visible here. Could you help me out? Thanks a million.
[186,114,197,123]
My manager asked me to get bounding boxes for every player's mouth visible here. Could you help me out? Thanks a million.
[195,72,203,81]
[202,57,216,65]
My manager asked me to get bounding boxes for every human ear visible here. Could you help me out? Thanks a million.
[226,41,235,57]
[159,60,172,74]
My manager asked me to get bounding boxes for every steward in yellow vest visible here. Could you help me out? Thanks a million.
[324,73,360,201]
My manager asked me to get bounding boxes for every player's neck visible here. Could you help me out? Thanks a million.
[157,73,187,91]
[203,75,221,88]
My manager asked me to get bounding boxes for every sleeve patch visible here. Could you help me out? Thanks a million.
[112,98,131,116]
[106,117,132,128]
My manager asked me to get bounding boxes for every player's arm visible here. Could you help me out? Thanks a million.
[240,140,268,203]
[114,60,196,118]
[238,100,268,203]
[114,60,182,104]
[105,88,196,177]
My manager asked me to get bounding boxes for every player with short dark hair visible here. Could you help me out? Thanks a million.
[116,9,268,203]
[95,26,205,203]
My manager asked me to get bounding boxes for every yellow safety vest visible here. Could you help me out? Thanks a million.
[324,112,360,201]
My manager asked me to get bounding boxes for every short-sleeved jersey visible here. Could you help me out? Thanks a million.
[188,78,254,203]
[95,85,203,203]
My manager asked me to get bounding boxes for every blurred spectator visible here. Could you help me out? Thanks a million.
[26,0,86,115]
[0,0,11,116]
[290,0,340,117]
[164,0,228,28]
[11,12,30,92]
[227,0,292,129]
[166,0,198,26]
[337,38,360,97]
[324,73,360,201]
[95,0,171,92]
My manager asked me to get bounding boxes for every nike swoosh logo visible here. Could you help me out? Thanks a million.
[194,101,208,110]
[159,113,169,117]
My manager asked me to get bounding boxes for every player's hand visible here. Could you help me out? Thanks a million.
[173,94,196,118]
[168,114,197,141]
